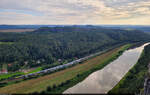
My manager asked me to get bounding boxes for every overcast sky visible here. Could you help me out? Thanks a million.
[0,0,150,25]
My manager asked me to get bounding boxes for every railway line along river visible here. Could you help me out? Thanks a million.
[63,43,150,94]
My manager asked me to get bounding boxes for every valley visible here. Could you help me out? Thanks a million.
[0,26,150,94]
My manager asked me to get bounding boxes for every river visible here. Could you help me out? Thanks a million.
[63,43,150,94]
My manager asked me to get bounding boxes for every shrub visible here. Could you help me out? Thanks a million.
[46,86,52,91]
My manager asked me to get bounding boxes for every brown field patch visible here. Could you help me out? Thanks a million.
[0,29,35,33]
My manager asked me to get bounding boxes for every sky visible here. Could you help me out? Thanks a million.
[0,0,150,25]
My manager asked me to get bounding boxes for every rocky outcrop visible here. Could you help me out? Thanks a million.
[144,78,150,95]
[143,63,150,95]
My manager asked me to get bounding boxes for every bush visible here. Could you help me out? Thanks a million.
[53,84,56,89]
[46,86,52,91]
[31,91,39,95]
[77,74,80,77]
[40,91,46,94]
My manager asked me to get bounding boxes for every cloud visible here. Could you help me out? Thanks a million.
[0,0,150,25]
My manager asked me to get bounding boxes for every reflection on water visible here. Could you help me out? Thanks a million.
[64,43,150,94]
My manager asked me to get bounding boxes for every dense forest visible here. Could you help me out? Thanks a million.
[0,26,150,72]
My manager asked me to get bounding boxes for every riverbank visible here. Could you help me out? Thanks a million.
[0,44,131,94]
[108,43,150,94]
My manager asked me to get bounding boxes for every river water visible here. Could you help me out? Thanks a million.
[64,43,150,94]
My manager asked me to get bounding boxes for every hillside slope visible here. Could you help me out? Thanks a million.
[0,27,149,71]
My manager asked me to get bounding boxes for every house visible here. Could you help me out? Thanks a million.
[75,57,78,60]
[8,64,12,67]
[37,60,41,64]
[58,59,62,62]
[24,61,28,65]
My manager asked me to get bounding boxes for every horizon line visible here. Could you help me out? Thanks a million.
[0,24,150,26]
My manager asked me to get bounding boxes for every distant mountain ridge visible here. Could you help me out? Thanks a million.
[0,25,64,29]
[0,25,150,32]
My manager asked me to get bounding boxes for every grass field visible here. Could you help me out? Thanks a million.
[0,44,131,94]
[0,72,24,80]
[0,42,13,45]
[0,67,42,80]
[0,61,67,81]
[25,67,42,74]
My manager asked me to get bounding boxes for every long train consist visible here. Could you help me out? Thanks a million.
[14,43,124,80]
[18,50,107,79]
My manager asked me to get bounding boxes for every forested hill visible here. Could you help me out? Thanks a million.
[0,27,150,71]
[34,26,144,33]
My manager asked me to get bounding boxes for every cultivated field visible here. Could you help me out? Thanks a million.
[0,29,35,33]
[0,44,130,94]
